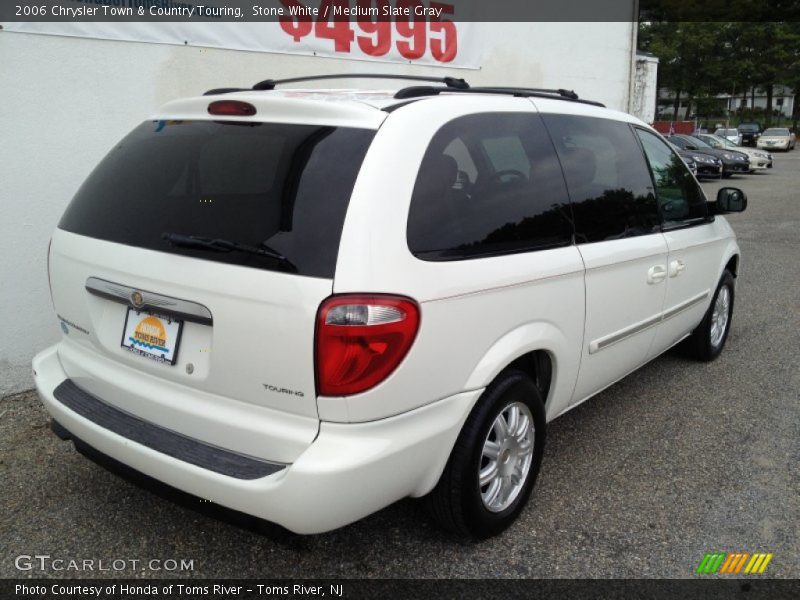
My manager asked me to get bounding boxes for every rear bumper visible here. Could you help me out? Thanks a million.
[33,345,480,534]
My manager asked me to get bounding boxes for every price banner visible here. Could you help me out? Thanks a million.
[277,0,462,64]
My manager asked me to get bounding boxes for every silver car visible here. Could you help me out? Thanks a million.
[714,128,742,145]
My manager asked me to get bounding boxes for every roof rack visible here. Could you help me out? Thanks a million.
[393,85,605,107]
[250,73,470,91]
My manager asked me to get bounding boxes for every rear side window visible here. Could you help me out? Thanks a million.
[636,129,709,226]
[59,120,375,278]
[407,113,573,260]
[542,115,660,243]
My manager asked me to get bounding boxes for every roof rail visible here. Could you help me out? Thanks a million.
[393,85,605,107]
[250,73,470,91]
[203,87,249,96]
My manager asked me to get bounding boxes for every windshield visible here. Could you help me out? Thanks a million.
[763,128,790,136]
[687,136,712,149]
[59,120,375,278]
[716,129,737,136]
[739,124,759,132]
[705,135,735,148]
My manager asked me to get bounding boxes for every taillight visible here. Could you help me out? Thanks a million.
[207,100,256,117]
[315,295,420,396]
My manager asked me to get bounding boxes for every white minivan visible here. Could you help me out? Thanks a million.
[33,75,747,539]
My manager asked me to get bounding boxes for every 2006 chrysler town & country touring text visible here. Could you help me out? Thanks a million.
[33,75,747,539]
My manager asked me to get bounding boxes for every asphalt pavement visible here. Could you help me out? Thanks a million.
[1,154,798,579]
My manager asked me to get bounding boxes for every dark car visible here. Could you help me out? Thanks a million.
[668,143,699,176]
[666,136,722,178]
[738,122,761,147]
[668,134,750,177]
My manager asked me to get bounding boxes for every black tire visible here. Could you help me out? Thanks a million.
[425,369,546,539]
[682,270,735,361]
[721,172,733,179]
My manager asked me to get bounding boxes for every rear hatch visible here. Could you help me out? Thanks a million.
[49,102,378,462]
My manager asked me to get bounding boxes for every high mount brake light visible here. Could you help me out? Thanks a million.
[315,295,420,396]
[207,100,256,117]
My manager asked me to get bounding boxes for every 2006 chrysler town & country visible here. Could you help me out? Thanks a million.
[33,75,747,539]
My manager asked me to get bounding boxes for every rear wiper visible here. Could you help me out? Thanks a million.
[162,232,295,269]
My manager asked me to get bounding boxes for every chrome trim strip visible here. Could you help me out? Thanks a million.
[662,290,710,321]
[589,290,710,354]
[589,313,662,354]
[85,277,213,326]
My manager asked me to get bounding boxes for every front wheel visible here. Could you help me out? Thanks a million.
[682,270,735,361]
[425,369,546,539]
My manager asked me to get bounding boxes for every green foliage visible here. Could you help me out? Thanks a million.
[639,21,800,124]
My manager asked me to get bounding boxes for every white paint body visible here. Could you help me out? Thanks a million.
[1,23,639,395]
[33,88,740,534]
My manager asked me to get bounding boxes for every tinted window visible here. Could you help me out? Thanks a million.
[407,113,573,260]
[542,115,660,243]
[636,129,709,226]
[59,120,375,278]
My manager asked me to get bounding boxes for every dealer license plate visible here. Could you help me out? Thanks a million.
[121,309,183,365]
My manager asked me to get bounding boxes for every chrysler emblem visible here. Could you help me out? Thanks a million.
[130,291,145,308]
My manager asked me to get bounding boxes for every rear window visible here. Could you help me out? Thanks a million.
[59,120,375,278]
[763,128,789,136]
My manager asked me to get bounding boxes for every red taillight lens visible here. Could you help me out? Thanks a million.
[207,100,256,117]
[315,295,420,396]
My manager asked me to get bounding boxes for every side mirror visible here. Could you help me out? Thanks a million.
[714,187,747,213]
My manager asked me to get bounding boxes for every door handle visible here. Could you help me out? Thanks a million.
[647,265,667,284]
[669,259,686,277]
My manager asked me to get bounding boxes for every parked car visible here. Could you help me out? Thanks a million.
[669,142,720,178]
[737,122,762,146]
[695,133,773,170]
[756,127,796,151]
[678,152,698,176]
[713,128,742,145]
[668,134,750,176]
[33,74,747,539]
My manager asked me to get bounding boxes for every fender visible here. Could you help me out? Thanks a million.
[463,321,580,422]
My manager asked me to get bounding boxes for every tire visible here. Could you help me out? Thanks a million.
[722,172,733,179]
[425,369,546,539]
[682,270,735,361]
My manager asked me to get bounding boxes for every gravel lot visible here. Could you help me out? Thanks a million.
[2,154,798,579]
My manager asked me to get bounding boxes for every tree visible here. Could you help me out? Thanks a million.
[640,21,800,126]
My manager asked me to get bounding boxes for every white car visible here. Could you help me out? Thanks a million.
[757,127,796,151]
[696,134,773,169]
[33,75,747,539]
[714,128,742,145]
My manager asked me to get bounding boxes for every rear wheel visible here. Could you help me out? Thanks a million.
[682,270,735,361]
[426,369,546,539]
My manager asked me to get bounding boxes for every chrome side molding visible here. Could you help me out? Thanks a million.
[589,290,710,354]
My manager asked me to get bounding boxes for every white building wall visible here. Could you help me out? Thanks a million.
[631,54,658,124]
[0,22,636,395]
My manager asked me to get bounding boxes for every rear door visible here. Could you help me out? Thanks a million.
[540,114,669,406]
[635,128,723,354]
[50,117,375,460]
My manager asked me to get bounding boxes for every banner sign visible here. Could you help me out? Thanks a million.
[2,2,484,69]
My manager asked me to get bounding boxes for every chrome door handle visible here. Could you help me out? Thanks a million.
[669,259,686,277]
[647,265,667,284]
